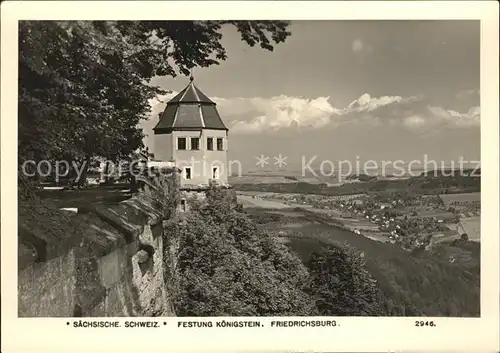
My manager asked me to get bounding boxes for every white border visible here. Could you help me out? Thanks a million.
[1,2,499,352]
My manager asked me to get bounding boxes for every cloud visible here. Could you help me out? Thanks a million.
[142,91,479,142]
[352,39,364,53]
[213,95,339,133]
[344,93,411,113]
[403,115,426,128]
[220,93,421,133]
[216,93,478,134]
[456,88,480,99]
[351,39,373,54]
[148,91,178,118]
[427,105,480,127]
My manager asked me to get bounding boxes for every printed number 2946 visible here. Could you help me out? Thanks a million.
[415,321,436,327]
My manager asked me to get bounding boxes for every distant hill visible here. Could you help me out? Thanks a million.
[232,173,480,196]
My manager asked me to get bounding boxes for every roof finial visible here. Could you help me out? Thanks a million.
[189,68,194,82]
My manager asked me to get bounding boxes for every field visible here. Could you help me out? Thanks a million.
[229,170,340,186]
[245,205,410,261]
[459,217,481,242]
[231,169,481,199]
[229,175,299,185]
[238,194,293,209]
[240,193,480,317]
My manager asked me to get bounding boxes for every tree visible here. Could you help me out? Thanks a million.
[165,187,314,316]
[306,243,386,316]
[19,20,291,191]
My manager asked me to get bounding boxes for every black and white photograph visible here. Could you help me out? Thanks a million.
[2,1,499,352]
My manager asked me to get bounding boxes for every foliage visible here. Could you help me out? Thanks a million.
[19,20,291,191]
[370,246,480,316]
[357,174,378,182]
[18,163,39,201]
[287,231,479,316]
[306,243,387,316]
[166,187,397,317]
[253,205,480,317]
[141,167,180,219]
[165,188,314,316]
[248,211,284,224]
[167,187,480,317]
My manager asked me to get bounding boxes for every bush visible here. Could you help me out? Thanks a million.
[307,243,386,316]
[165,187,476,317]
[166,187,314,316]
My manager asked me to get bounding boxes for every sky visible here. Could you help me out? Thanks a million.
[142,20,480,172]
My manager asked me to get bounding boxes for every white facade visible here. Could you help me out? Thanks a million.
[154,129,228,186]
[152,78,229,187]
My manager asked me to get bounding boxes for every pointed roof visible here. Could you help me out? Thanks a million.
[167,77,216,105]
[153,77,228,133]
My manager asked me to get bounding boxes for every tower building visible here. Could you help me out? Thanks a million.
[153,76,229,187]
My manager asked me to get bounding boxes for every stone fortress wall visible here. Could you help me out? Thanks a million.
[18,167,181,317]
